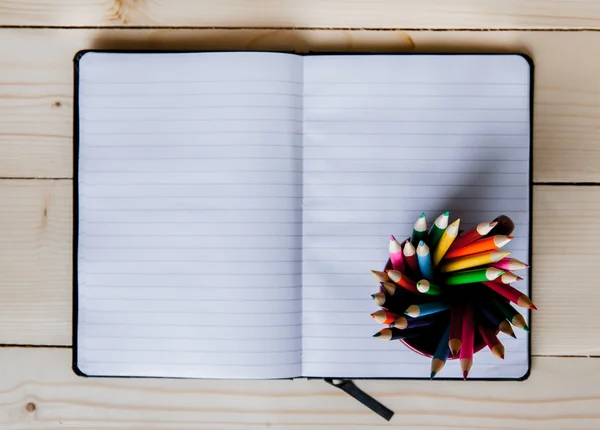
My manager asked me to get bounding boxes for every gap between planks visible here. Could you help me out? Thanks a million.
[1,26,600,31]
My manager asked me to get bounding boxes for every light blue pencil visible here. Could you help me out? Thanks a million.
[416,240,434,280]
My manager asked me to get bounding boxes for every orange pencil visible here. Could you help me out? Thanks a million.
[371,310,400,324]
[444,235,513,259]
[387,270,420,294]
[460,304,475,379]
[448,221,497,251]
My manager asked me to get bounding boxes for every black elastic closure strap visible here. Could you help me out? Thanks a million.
[325,378,394,421]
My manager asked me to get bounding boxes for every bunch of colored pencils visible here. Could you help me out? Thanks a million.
[370,213,536,379]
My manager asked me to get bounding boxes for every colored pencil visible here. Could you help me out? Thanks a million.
[416,279,442,296]
[388,235,406,272]
[428,211,449,249]
[449,303,463,356]
[440,251,511,273]
[460,304,475,379]
[449,221,498,251]
[487,215,515,237]
[380,281,413,299]
[405,301,450,318]
[478,323,505,359]
[492,299,530,331]
[444,235,513,260]
[371,310,400,324]
[476,304,516,338]
[371,292,406,313]
[416,240,434,280]
[387,270,419,294]
[430,326,451,379]
[432,218,460,266]
[495,271,523,284]
[483,281,537,310]
[403,240,421,278]
[392,315,436,330]
[445,267,505,285]
[373,327,421,341]
[491,257,530,271]
[411,213,427,246]
[370,270,390,284]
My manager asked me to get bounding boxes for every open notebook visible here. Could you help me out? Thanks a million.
[74,51,532,380]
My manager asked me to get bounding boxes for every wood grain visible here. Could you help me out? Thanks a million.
[1,348,599,429]
[0,180,71,345]
[1,0,600,28]
[1,180,599,356]
[0,29,599,181]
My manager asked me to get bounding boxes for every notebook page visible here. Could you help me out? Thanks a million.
[302,55,531,379]
[77,52,303,379]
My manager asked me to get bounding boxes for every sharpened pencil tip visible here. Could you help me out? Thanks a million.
[523,325,531,332]
[390,235,396,241]
[430,371,436,379]
[371,294,376,300]
[510,332,517,339]
[373,332,382,338]
[462,370,469,380]
[490,221,498,227]
[500,353,505,359]
[420,213,426,218]
[530,304,538,310]
[443,211,450,216]
[419,240,425,246]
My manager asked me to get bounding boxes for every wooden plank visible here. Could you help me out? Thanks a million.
[0,29,599,181]
[532,187,600,356]
[1,0,600,28]
[0,180,71,345]
[1,348,599,429]
[1,180,599,356]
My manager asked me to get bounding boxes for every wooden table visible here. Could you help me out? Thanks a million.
[1,2,600,428]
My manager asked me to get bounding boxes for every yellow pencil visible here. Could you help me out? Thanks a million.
[440,251,511,273]
[432,219,460,267]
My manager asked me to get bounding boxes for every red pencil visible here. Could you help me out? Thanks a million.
[448,221,497,251]
[403,240,421,278]
[482,281,537,310]
[460,304,474,379]
[477,323,505,359]
[449,303,463,356]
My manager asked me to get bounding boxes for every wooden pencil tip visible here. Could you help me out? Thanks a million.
[430,371,436,379]
[462,370,469,380]
[510,332,517,339]
[530,304,538,311]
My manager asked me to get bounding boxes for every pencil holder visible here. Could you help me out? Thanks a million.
[370,213,535,379]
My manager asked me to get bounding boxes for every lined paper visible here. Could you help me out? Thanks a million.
[302,55,531,379]
[77,52,303,379]
[78,53,531,381]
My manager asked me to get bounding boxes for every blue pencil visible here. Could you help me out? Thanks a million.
[416,240,434,280]
[431,326,451,379]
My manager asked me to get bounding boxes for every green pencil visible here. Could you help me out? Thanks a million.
[492,298,530,331]
[416,279,442,296]
[428,211,449,249]
[411,213,427,245]
[445,267,505,285]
